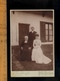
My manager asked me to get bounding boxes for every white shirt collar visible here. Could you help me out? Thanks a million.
[24,41,28,43]
[31,31,34,33]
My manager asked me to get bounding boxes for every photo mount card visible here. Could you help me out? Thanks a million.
[10,9,55,77]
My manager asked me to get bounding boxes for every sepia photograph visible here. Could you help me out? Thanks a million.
[10,10,54,77]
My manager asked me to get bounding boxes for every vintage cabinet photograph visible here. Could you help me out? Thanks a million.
[10,10,54,77]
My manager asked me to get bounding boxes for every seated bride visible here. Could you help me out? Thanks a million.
[31,34,52,64]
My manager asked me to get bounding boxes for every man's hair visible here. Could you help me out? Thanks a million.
[31,27,34,29]
[35,34,39,36]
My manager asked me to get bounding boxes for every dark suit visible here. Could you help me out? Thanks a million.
[28,31,36,48]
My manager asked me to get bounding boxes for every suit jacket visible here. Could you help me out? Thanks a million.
[28,31,36,46]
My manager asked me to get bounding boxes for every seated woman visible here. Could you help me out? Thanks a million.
[31,34,52,64]
[20,36,31,61]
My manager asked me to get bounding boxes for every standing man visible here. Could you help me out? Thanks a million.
[28,27,37,48]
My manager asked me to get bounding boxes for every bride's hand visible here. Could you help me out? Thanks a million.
[28,47,31,50]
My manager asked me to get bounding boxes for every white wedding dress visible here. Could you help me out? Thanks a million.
[31,39,52,64]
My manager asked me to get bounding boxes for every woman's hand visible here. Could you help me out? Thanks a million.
[28,47,31,50]
[21,47,23,50]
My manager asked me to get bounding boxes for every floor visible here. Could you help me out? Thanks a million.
[12,52,53,71]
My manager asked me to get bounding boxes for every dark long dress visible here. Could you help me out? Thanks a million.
[20,41,31,61]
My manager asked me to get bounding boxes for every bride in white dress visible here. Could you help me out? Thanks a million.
[31,34,52,64]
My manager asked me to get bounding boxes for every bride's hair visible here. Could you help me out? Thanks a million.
[35,34,39,37]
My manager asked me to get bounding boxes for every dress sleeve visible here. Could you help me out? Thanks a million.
[39,40,41,46]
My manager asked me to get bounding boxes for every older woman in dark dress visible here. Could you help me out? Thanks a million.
[20,36,31,61]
